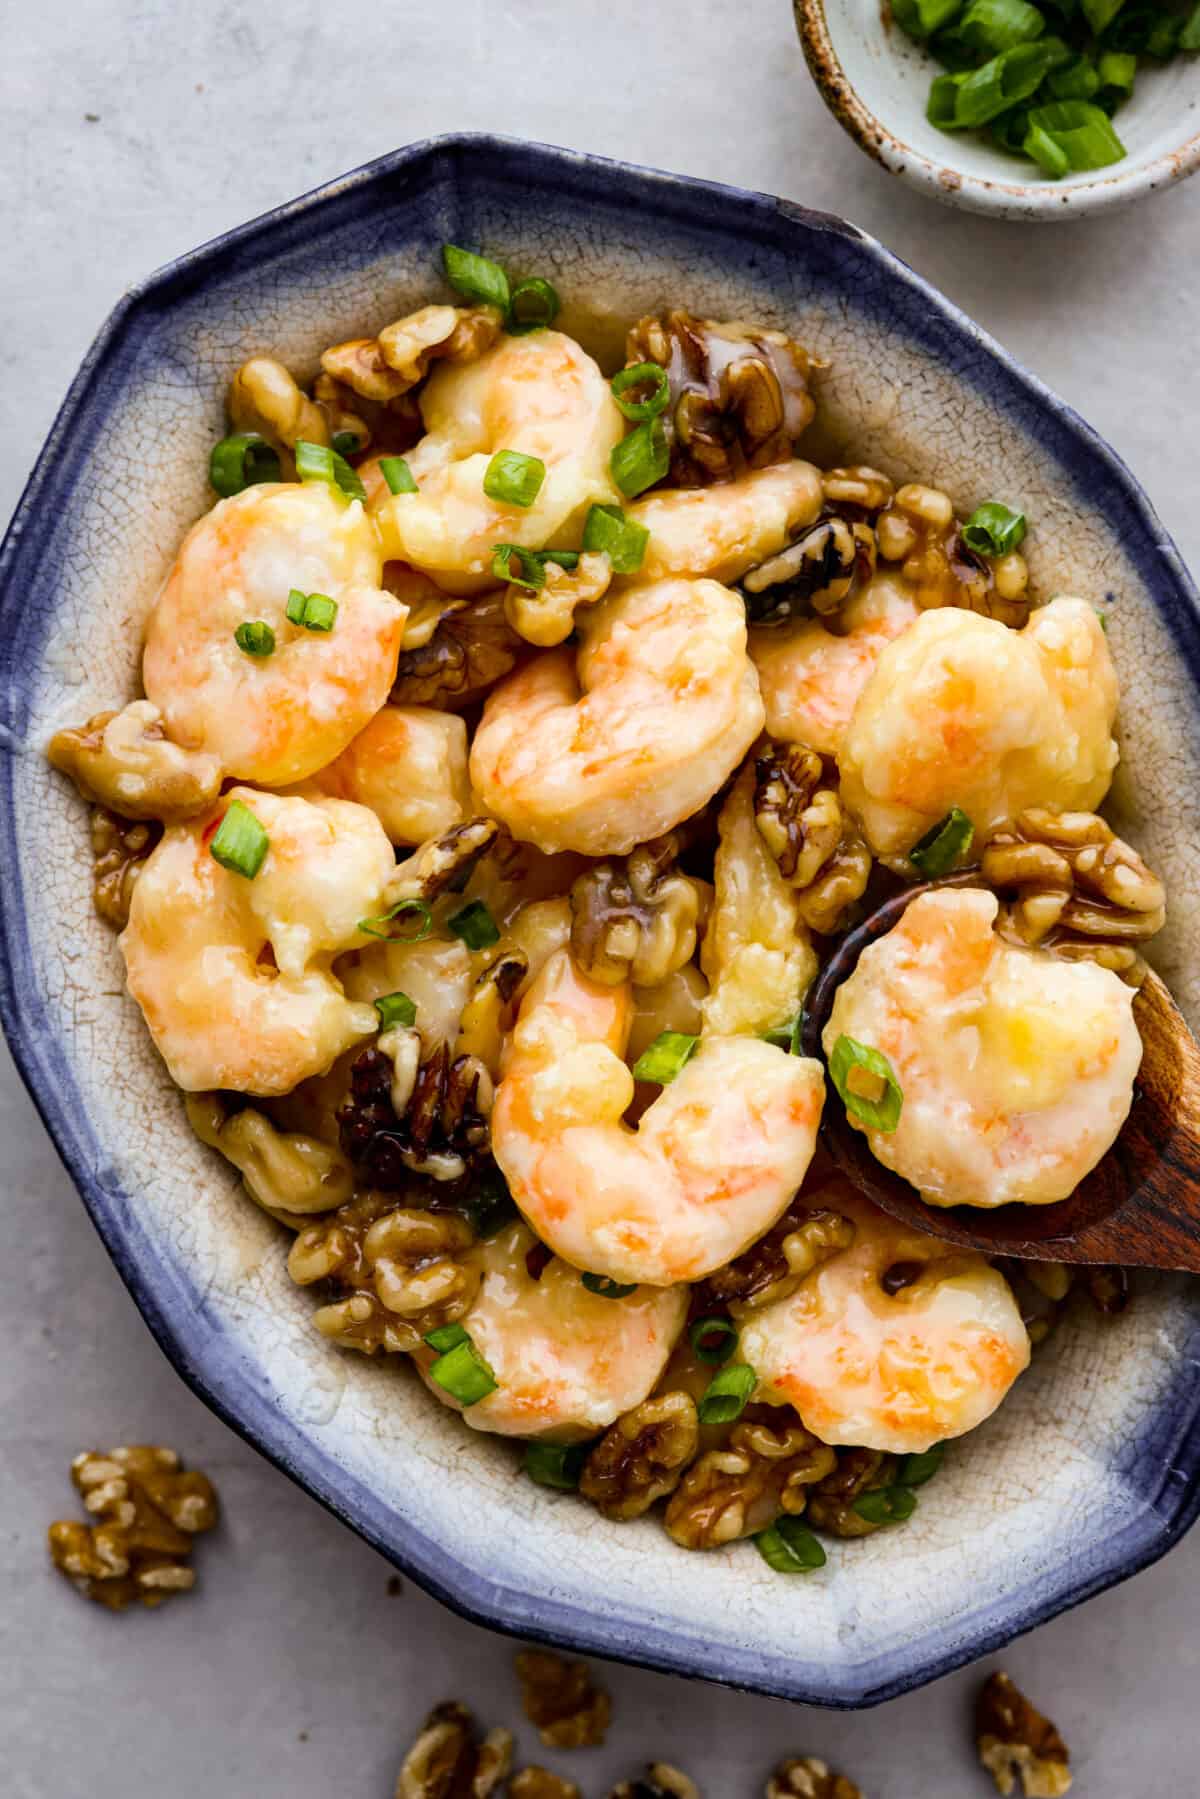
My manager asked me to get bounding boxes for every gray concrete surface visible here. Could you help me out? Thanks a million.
[3,1,1199,1792]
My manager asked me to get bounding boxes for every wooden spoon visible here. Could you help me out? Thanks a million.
[799,874,1200,1271]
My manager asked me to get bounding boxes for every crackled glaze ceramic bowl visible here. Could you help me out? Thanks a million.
[3,135,1200,1708]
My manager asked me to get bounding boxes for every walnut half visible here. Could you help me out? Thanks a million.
[394,1701,512,1799]
[608,1765,701,1799]
[580,1392,700,1521]
[664,1413,836,1550]
[975,1672,1072,1798]
[766,1758,863,1799]
[47,1445,218,1612]
[570,832,702,988]
[48,700,222,821]
[515,1650,611,1750]
[753,744,870,936]
[803,1448,900,1540]
[699,1197,856,1317]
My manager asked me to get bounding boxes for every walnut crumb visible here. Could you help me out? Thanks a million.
[766,1757,863,1799]
[47,1445,218,1611]
[509,1770,582,1799]
[515,1650,611,1749]
[607,1765,700,1799]
[976,1672,1072,1797]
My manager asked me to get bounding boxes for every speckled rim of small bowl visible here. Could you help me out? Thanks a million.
[793,0,1200,218]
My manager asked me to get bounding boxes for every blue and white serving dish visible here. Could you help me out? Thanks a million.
[3,134,1200,1707]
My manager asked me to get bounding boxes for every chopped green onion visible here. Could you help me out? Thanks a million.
[900,1443,946,1488]
[1145,11,1183,56]
[689,1316,738,1366]
[957,0,1046,54]
[829,1036,904,1134]
[442,244,511,312]
[483,450,546,509]
[1023,98,1127,168]
[331,430,362,457]
[610,362,671,421]
[962,500,1028,556]
[1081,0,1122,32]
[632,1031,699,1085]
[459,1168,518,1240]
[209,432,281,498]
[1179,3,1200,51]
[1046,53,1100,98]
[524,1441,591,1489]
[1025,120,1072,173]
[853,1485,919,1524]
[952,38,1071,128]
[447,899,500,951]
[611,417,669,499]
[380,456,418,495]
[761,1012,806,1055]
[581,502,649,575]
[698,1362,756,1425]
[233,620,276,658]
[893,0,964,38]
[424,1323,469,1353]
[374,991,417,1031]
[755,1518,828,1574]
[909,806,975,877]
[491,543,579,589]
[581,1273,638,1299]
[928,72,967,126]
[209,799,269,880]
[285,589,338,632]
[357,896,434,942]
[1097,47,1136,90]
[286,588,308,625]
[508,277,561,334]
[428,1335,498,1406]
[294,438,367,502]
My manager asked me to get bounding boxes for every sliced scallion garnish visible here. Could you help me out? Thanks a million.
[380,456,418,495]
[524,1441,590,1489]
[610,362,671,421]
[829,1036,904,1134]
[483,449,546,509]
[447,899,500,951]
[689,1316,738,1366]
[1022,98,1126,168]
[357,896,434,942]
[697,1362,756,1425]
[233,620,276,658]
[209,431,281,498]
[631,1030,699,1085]
[956,0,1047,56]
[428,1334,498,1406]
[755,1518,828,1575]
[294,438,367,502]
[581,1273,637,1299]
[961,500,1027,555]
[285,589,338,632]
[899,1443,946,1488]
[424,1323,469,1354]
[442,244,511,312]
[331,430,363,457]
[908,806,974,878]
[508,277,561,334]
[581,503,649,575]
[209,800,269,880]
[761,1012,806,1055]
[492,543,545,589]
[893,0,963,38]
[852,1485,919,1524]
[610,416,669,499]
[374,991,417,1031]
[952,37,1071,128]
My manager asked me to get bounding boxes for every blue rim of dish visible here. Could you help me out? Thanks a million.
[2,132,1200,1708]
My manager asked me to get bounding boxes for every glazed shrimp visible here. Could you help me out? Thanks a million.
[490,948,824,1286]
[304,704,470,843]
[823,886,1142,1208]
[749,572,920,758]
[419,1219,688,1441]
[121,789,393,1094]
[624,462,824,584]
[375,330,624,590]
[470,577,764,855]
[740,1185,1030,1454]
[143,482,405,787]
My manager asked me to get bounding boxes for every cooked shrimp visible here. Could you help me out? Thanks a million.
[470,577,764,855]
[839,597,1119,860]
[143,482,405,787]
[305,704,470,843]
[823,886,1142,1208]
[121,789,393,1094]
[749,571,920,759]
[491,948,824,1285]
[625,462,824,584]
[419,1218,688,1441]
[375,330,623,591]
[740,1185,1030,1454]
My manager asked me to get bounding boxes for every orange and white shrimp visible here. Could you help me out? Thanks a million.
[740,1185,1030,1454]
[823,886,1142,1208]
[121,788,393,1095]
[490,948,824,1286]
[375,330,623,591]
[143,482,405,787]
[839,597,1119,860]
[304,704,470,843]
[419,1219,688,1441]
[470,576,764,855]
[625,461,824,584]
[749,571,920,759]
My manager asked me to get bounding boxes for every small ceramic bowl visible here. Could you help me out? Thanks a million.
[795,0,1200,218]
[4,135,1200,1708]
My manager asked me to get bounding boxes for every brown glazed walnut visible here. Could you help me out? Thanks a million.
[875,483,1030,628]
[392,593,527,710]
[89,806,161,929]
[608,1767,700,1799]
[752,743,871,935]
[325,304,501,409]
[509,1772,582,1799]
[821,465,894,515]
[570,833,702,988]
[292,1195,480,1355]
[386,818,502,906]
[48,700,222,821]
[976,1672,1072,1798]
[186,1091,354,1224]
[228,354,331,450]
[395,1701,512,1799]
[311,370,373,453]
[505,551,612,648]
[580,1392,700,1521]
[699,1197,856,1317]
[626,309,817,487]
[515,1651,611,1750]
[47,1446,218,1612]
[766,1758,863,1799]
[982,808,1166,984]
[740,517,876,626]
[338,1041,492,1187]
[664,1412,836,1549]
[456,947,530,1079]
[804,1448,900,1539]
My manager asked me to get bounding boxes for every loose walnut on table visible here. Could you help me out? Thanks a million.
[515,1650,611,1750]
[766,1758,863,1799]
[394,1701,512,1799]
[47,1446,218,1612]
[975,1671,1073,1797]
[607,1764,700,1799]
[509,1770,582,1799]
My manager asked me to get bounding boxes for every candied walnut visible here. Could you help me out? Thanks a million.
[805,1447,900,1539]
[570,832,702,988]
[505,551,612,648]
[766,1758,863,1799]
[228,354,330,451]
[377,303,503,385]
[90,806,161,929]
[47,700,222,821]
[983,808,1166,985]
[740,517,876,626]
[338,1041,492,1187]
[515,1651,611,1751]
[456,947,530,1080]
[875,483,1030,628]
[608,1763,700,1799]
[186,1091,354,1224]
[753,743,870,934]
[976,1672,1072,1798]
[386,818,502,907]
[311,370,373,454]
[821,465,894,514]
[664,1411,836,1549]
[700,1198,856,1316]
[626,309,817,487]
[47,1445,218,1612]
[395,1700,512,1799]
[580,1392,700,1521]
[296,1194,480,1355]
[392,593,527,710]
[510,1772,581,1799]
